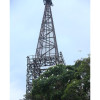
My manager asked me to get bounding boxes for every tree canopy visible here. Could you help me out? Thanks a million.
[25,56,90,100]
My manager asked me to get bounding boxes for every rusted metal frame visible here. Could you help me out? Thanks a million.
[43,29,52,37]
[41,46,54,57]
[35,5,46,57]
[50,7,59,57]
[26,3,65,94]
[41,6,47,57]
[39,38,54,46]
[46,6,51,58]
[45,6,48,57]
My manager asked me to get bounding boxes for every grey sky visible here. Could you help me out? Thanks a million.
[10,0,90,100]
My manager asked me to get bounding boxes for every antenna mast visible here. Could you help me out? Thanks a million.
[26,0,65,94]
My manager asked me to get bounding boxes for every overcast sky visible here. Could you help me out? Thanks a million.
[10,0,90,100]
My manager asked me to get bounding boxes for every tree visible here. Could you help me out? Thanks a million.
[25,56,90,100]
[62,57,90,100]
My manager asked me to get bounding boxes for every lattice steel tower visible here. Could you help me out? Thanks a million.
[26,0,65,94]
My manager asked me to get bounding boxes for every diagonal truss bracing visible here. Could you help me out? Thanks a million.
[26,1,65,94]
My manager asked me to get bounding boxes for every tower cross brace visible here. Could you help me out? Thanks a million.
[26,0,65,94]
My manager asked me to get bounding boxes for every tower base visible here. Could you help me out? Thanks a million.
[26,52,65,94]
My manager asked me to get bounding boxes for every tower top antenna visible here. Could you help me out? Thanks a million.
[43,0,53,6]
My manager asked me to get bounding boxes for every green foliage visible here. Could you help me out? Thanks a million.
[24,93,32,100]
[62,57,90,100]
[25,56,90,100]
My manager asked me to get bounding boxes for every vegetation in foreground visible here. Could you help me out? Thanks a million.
[25,56,90,100]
